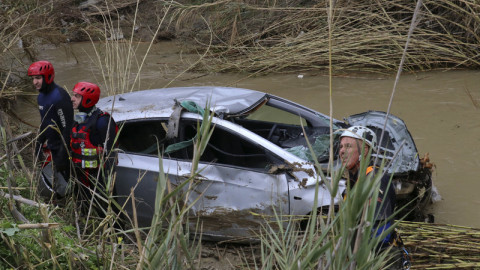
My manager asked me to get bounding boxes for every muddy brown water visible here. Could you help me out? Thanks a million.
[14,41,480,228]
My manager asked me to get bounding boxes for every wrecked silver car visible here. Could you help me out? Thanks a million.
[95,86,432,240]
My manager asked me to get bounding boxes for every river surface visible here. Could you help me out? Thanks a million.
[15,41,480,228]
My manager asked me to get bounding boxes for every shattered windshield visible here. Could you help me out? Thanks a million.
[235,102,339,163]
[285,133,338,163]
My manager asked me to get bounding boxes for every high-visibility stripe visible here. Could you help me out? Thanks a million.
[366,166,375,175]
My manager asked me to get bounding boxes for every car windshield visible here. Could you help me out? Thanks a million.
[232,103,338,163]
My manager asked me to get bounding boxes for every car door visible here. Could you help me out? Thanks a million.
[114,118,171,227]
[171,117,290,240]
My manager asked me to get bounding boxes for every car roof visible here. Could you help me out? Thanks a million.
[97,86,268,122]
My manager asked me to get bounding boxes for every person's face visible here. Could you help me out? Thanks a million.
[339,136,364,171]
[71,93,82,110]
[32,75,43,91]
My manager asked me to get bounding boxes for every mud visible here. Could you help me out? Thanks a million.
[199,241,259,269]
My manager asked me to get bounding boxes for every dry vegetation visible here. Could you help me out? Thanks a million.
[169,0,480,74]
[401,221,480,269]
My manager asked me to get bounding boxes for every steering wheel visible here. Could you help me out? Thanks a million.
[266,124,278,141]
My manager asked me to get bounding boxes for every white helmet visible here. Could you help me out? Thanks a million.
[340,126,378,152]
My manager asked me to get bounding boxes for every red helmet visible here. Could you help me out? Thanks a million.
[28,61,55,84]
[72,82,101,108]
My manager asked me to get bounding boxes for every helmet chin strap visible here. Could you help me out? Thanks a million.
[39,77,50,93]
[78,104,95,113]
[356,141,363,163]
[357,142,371,164]
[78,103,86,112]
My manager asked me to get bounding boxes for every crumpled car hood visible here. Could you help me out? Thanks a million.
[345,110,420,173]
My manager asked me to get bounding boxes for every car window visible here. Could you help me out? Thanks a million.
[171,119,282,170]
[117,119,168,156]
[246,104,307,126]
[117,118,283,170]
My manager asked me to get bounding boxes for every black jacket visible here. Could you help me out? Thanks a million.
[36,82,74,167]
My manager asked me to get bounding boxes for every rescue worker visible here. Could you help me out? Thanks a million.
[70,82,117,217]
[339,126,410,269]
[28,60,73,197]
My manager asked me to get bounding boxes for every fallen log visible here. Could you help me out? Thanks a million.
[0,190,48,208]
[17,223,59,230]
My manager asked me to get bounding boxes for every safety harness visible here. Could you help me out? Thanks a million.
[71,109,116,169]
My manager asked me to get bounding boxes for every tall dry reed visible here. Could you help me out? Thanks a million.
[168,0,480,75]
